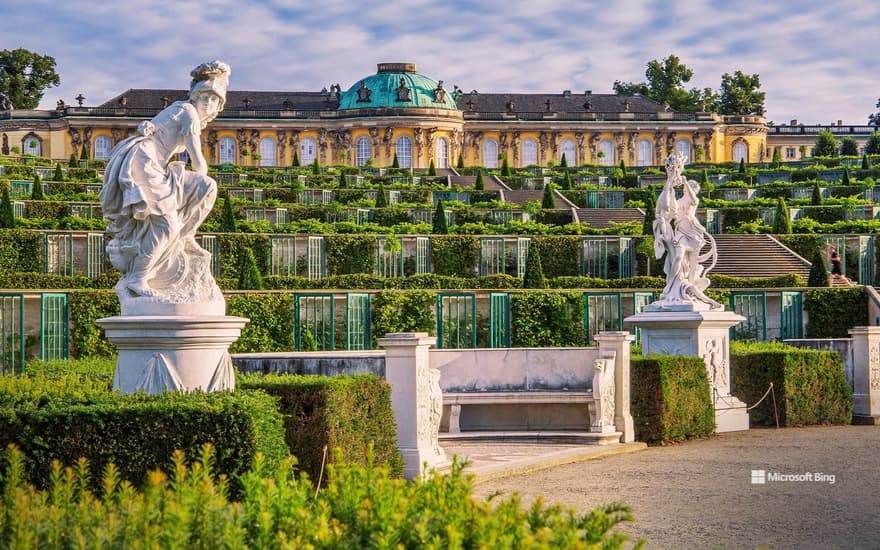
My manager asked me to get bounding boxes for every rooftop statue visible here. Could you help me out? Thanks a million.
[100,61,230,314]
[651,152,722,310]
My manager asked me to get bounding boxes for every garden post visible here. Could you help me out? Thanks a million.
[594,331,636,443]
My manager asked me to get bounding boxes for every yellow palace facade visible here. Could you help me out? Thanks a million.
[1,62,769,168]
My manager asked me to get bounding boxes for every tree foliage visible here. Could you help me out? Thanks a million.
[522,243,547,289]
[840,137,859,156]
[541,184,556,209]
[869,97,880,127]
[814,129,839,158]
[220,196,236,232]
[773,197,792,234]
[0,48,60,109]
[237,247,263,290]
[808,250,830,287]
[0,185,15,228]
[432,200,448,234]
[613,54,709,111]
[30,174,44,201]
[473,170,484,191]
[718,71,765,115]
[865,132,880,156]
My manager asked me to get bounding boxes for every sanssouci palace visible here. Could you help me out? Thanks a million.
[0,62,873,167]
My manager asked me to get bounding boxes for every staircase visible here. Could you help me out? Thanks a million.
[448,174,508,192]
[575,208,645,228]
[701,234,812,279]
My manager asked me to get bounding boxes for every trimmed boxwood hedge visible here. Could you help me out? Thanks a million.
[804,287,868,337]
[730,344,851,426]
[239,373,404,482]
[630,355,715,444]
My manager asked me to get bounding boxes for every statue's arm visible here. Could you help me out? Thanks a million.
[184,133,209,176]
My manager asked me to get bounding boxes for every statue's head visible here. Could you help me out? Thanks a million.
[188,60,231,115]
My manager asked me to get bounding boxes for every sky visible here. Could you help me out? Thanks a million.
[3,0,879,125]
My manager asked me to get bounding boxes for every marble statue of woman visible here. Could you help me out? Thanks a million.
[100,61,230,314]
[652,152,721,310]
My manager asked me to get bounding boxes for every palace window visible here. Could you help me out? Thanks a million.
[300,137,317,165]
[94,136,112,160]
[23,137,40,156]
[733,142,748,163]
[637,139,653,166]
[675,139,692,164]
[786,147,795,159]
[258,137,276,166]
[482,139,498,168]
[598,139,614,165]
[436,137,449,168]
[356,136,371,166]
[396,136,413,168]
[219,137,236,164]
[522,138,538,166]
[560,138,576,165]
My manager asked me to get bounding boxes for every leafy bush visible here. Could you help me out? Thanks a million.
[325,234,376,275]
[630,355,714,444]
[804,287,867,337]
[730,343,851,426]
[226,292,294,352]
[370,290,436,347]
[510,291,582,347]
[431,235,477,277]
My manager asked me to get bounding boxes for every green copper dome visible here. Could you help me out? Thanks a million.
[338,63,458,110]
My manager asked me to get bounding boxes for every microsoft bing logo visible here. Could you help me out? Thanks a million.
[751,470,766,484]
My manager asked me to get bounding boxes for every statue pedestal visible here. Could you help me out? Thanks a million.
[625,308,749,433]
[97,315,249,394]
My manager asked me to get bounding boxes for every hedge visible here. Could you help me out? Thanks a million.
[226,292,295,352]
[239,373,404,481]
[730,344,851,426]
[510,291,583,347]
[630,355,715,444]
[0,374,288,495]
[804,287,868,337]
[431,235,478,276]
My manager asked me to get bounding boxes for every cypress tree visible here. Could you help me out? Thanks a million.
[53,163,64,182]
[811,180,823,206]
[541,183,556,209]
[474,170,484,191]
[642,194,656,236]
[30,174,44,200]
[338,171,347,188]
[456,154,464,170]
[842,168,851,186]
[522,243,547,289]
[862,155,871,170]
[738,158,746,173]
[619,159,627,175]
[772,197,792,234]
[772,148,782,168]
[561,169,573,190]
[0,184,15,228]
[392,153,400,168]
[311,158,320,175]
[79,146,89,161]
[374,186,388,208]
[501,155,511,177]
[560,153,568,169]
[428,159,436,176]
[808,249,830,287]
[220,196,237,232]
[68,153,77,168]
[237,247,263,290]
[701,169,713,196]
[292,151,300,167]
[432,200,448,234]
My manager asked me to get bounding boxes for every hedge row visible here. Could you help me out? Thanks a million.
[730,344,852,426]
[630,355,715,444]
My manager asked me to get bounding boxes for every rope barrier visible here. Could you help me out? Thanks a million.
[746,382,774,411]
[745,382,780,429]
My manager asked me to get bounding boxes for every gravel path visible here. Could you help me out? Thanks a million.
[471,426,880,549]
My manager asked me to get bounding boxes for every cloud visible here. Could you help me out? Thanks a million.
[3,0,878,124]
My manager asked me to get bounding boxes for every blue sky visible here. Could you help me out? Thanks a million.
[4,0,878,125]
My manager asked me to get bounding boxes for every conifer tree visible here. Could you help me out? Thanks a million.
[375,186,388,208]
[541,183,556,209]
[392,153,399,169]
[738,158,746,173]
[428,159,436,176]
[501,155,511,176]
[30,174,44,200]
[53,163,64,182]
[808,249,830,287]
[220,196,236,232]
[0,184,15,228]
[619,159,627,175]
[68,153,77,167]
[522,243,547,289]
[338,171,347,188]
[456,154,464,170]
[79,145,89,161]
[701,169,713,196]
[237,247,263,290]
[562,169,573,190]
[842,168,851,186]
[560,153,568,169]
[772,197,791,234]
[811,180,822,206]
[432,200,448,234]
[311,158,320,175]
[862,155,871,170]
[292,151,300,167]
[474,170,484,191]
[772,148,782,168]
[642,194,656,236]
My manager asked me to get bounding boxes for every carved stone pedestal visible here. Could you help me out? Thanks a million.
[625,309,749,433]
[849,327,880,424]
[97,315,249,394]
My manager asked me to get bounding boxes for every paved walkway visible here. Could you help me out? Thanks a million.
[445,426,880,549]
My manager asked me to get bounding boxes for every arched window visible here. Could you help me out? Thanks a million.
[23,136,40,157]
[396,136,413,168]
[521,138,538,166]
[355,136,371,166]
[300,137,317,165]
[637,139,653,166]
[675,139,692,164]
[560,138,576,166]
[598,139,614,166]
[94,136,112,160]
[482,139,498,168]
[436,137,449,168]
[733,141,748,163]
[259,137,276,166]
[219,137,236,165]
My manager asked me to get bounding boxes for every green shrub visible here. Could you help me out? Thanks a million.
[370,290,435,347]
[431,235,476,276]
[0,376,287,494]
[533,235,579,278]
[541,184,556,209]
[0,228,42,272]
[630,355,714,444]
[432,199,448,234]
[807,250,829,287]
[0,445,639,549]
[226,293,294,352]
[730,344,851,426]
[237,247,264,290]
[69,290,119,358]
[325,234,376,275]
[0,185,14,229]
[772,197,792,234]
[804,287,867,337]
[239,373,404,480]
[522,244,546,289]
[510,291,582,347]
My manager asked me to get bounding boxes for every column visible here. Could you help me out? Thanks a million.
[849,326,880,423]
[594,331,636,443]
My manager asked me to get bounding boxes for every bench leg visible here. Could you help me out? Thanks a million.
[448,404,462,434]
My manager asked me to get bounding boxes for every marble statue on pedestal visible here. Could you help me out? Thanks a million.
[650,152,722,311]
[97,61,248,395]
